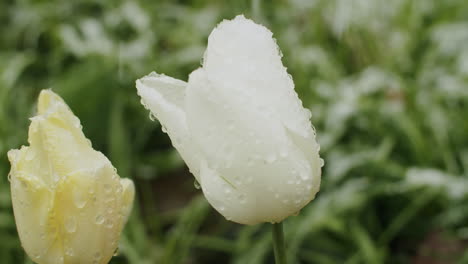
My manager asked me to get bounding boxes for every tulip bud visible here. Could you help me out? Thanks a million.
[136,15,322,225]
[7,90,135,264]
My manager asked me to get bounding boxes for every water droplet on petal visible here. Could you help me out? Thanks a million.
[64,216,77,233]
[73,189,87,209]
[65,247,74,256]
[280,150,288,158]
[265,153,276,164]
[95,214,104,225]
[105,219,114,229]
[239,193,247,204]
[105,181,112,190]
[25,150,35,161]
[319,158,325,167]
[194,179,201,189]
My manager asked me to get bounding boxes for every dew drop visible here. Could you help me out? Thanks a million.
[149,112,155,121]
[239,193,247,204]
[64,216,77,233]
[104,184,112,194]
[300,171,309,181]
[194,179,201,189]
[113,247,119,256]
[265,153,276,164]
[95,214,104,225]
[247,157,254,167]
[280,150,288,158]
[73,189,87,209]
[65,247,74,256]
[105,219,114,229]
[25,150,35,161]
[319,158,325,167]
[93,252,102,263]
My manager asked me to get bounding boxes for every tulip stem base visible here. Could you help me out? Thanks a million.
[272,222,287,264]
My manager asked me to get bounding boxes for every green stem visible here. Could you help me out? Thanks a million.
[272,222,287,264]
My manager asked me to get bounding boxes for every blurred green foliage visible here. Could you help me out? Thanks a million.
[1,0,468,263]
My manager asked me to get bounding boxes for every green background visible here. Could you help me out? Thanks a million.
[1,0,468,263]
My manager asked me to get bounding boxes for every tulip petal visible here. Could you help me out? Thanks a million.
[29,90,105,183]
[120,178,135,223]
[8,149,63,264]
[54,166,125,264]
[186,69,320,224]
[203,15,314,139]
[136,72,201,176]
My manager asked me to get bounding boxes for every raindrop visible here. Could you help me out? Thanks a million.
[73,189,87,209]
[265,153,276,164]
[104,184,112,194]
[161,125,167,133]
[239,194,247,204]
[193,179,201,189]
[94,252,102,263]
[96,214,104,225]
[280,150,288,158]
[20,180,28,189]
[64,216,77,233]
[113,247,119,256]
[149,112,155,121]
[25,150,35,161]
[105,219,114,229]
[319,158,325,167]
[65,247,74,256]
[300,171,309,181]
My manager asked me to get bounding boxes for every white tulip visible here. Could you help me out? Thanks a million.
[136,15,322,225]
[7,90,135,264]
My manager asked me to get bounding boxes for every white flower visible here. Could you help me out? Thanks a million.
[7,90,135,264]
[136,15,322,225]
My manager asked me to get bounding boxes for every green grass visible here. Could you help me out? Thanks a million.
[1,0,468,263]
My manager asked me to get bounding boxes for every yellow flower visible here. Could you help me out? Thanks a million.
[7,90,135,264]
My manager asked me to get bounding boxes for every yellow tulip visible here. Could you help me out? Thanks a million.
[7,90,135,264]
